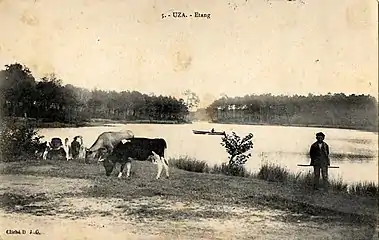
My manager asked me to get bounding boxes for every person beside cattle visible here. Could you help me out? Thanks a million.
[309,132,330,190]
[101,137,169,180]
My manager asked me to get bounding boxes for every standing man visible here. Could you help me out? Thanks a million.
[309,132,330,190]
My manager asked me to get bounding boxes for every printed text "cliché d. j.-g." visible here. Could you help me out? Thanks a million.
[5,229,41,235]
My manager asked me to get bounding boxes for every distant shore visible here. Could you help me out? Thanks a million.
[5,117,191,129]
[209,120,378,133]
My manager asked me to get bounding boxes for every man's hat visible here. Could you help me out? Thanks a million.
[316,132,325,137]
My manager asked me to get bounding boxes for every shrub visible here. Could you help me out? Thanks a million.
[220,132,254,176]
[169,156,210,173]
[257,163,290,182]
[210,162,251,177]
[0,118,43,161]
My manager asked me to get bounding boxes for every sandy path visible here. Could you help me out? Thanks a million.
[0,174,376,240]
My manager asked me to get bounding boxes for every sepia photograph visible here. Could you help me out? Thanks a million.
[0,0,378,239]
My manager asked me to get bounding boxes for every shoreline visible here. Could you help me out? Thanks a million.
[6,117,378,133]
[208,120,378,133]
[6,118,192,129]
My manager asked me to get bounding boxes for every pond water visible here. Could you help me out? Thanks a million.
[37,122,378,184]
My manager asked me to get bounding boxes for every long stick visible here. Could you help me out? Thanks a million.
[297,164,339,169]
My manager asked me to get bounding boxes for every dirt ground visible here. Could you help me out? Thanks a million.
[0,162,378,240]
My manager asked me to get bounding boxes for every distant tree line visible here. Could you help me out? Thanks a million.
[206,93,378,131]
[0,63,189,123]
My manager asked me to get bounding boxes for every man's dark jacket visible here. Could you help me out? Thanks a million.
[309,141,330,167]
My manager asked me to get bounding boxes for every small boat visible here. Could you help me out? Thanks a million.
[192,130,226,136]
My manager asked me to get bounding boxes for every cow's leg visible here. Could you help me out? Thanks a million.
[42,149,48,160]
[162,157,169,179]
[125,160,132,178]
[118,159,132,178]
[118,162,125,178]
[66,148,69,161]
[68,146,72,160]
[151,151,163,179]
[156,158,163,179]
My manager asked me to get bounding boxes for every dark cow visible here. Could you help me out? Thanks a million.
[101,138,169,179]
[34,141,49,160]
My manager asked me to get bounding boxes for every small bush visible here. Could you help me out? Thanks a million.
[210,162,251,177]
[0,118,43,161]
[170,156,210,173]
[220,132,254,176]
[257,163,290,182]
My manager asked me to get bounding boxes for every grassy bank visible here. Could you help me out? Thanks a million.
[0,158,377,226]
[1,158,378,239]
[170,156,379,198]
[209,120,378,133]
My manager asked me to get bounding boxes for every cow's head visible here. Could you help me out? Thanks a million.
[85,148,102,162]
[86,148,108,163]
[85,149,96,162]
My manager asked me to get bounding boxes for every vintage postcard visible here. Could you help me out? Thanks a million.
[0,0,378,239]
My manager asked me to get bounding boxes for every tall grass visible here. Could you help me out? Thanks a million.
[170,156,211,173]
[210,162,252,177]
[255,163,350,191]
[256,163,290,182]
[349,181,378,197]
[169,156,252,177]
[171,156,378,197]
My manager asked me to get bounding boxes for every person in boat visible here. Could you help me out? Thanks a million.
[309,132,330,190]
[211,128,215,133]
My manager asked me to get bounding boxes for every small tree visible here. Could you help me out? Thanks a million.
[183,89,200,111]
[220,132,254,176]
[0,118,43,161]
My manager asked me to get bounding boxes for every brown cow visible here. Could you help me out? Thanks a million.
[85,130,134,163]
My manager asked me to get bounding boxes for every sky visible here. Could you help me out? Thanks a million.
[0,0,377,107]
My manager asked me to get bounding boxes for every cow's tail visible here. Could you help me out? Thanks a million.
[163,141,168,166]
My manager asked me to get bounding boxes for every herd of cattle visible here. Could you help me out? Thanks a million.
[35,130,170,179]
